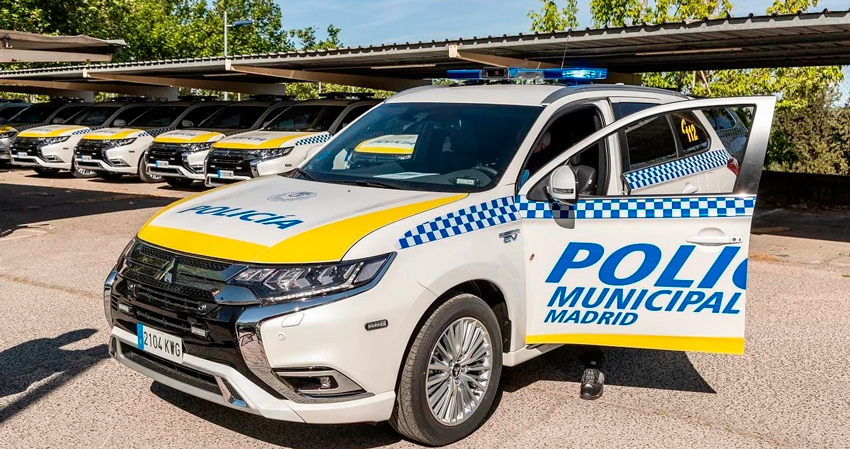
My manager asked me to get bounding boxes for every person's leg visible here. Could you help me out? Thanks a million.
[578,346,605,400]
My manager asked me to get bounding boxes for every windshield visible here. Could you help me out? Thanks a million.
[129,105,188,127]
[7,105,56,124]
[299,102,542,192]
[68,106,120,126]
[199,105,266,129]
[0,105,28,121]
[264,105,346,132]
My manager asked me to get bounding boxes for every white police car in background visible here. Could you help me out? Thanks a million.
[0,99,90,165]
[204,94,378,187]
[104,67,775,446]
[12,98,156,177]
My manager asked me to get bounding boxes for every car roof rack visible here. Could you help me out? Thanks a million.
[318,92,375,100]
[248,94,294,101]
[177,95,220,102]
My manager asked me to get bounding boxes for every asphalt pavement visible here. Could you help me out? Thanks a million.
[0,166,848,449]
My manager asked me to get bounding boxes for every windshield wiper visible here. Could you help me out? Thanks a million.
[347,179,401,190]
[291,167,314,181]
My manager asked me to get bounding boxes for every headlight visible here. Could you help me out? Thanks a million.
[185,142,213,152]
[229,253,393,304]
[37,136,70,146]
[248,146,294,159]
[107,138,136,147]
[0,130,16,139]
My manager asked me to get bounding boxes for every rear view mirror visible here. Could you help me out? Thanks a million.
[112,119,126,127]
[52,118,65,124]
[546,165,577,204]
[181,120,194,128]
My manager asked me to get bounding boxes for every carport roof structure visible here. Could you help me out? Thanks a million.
[1,9,850,96]
[0,30,125,63]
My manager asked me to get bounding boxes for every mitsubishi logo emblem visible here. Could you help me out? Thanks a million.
[157,257,178,284]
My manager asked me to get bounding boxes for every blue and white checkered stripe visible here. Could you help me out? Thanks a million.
[71,127,97,135]
[398,195,755,249]
[398,197,519,249]
[624,148,731,190]
[293,133,331,146]
[142,127,176,138]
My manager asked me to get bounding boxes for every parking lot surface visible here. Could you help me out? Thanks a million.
[1,167,848,449]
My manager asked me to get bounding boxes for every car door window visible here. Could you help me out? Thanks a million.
[673,111,710,155]
[338,105,373,129]
[624,115,678,170]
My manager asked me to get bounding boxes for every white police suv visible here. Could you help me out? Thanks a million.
[146,98,294,188]
[74,97,227,182]
[204,94,378,187]
[0,99,90,165]
[12,98,156,177]
[104,68,774,445]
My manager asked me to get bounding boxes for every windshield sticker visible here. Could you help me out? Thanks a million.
[375,172,437,180]
[454,177,478,186]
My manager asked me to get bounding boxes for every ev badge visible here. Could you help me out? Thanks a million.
[267,191,317,202]
[156,257,178,284]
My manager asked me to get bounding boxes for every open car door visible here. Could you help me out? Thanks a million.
[520,96,776,354]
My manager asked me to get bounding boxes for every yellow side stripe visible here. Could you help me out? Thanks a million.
[138,225,268,261]
[155,132,222,144]
[255,193,468,263]
[213,132,313,150]
[525,333,745,354]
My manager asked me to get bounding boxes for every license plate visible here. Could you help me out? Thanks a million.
[217,169,234,179]
[16,152,26,158]
[81,155,92,161]
[156,160,170,167]
[136,323,183,364]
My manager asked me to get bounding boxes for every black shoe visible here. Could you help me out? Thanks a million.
[580,367,604,400]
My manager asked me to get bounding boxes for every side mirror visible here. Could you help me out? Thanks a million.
[546,165,577,204]
[112,119,126,127]
[262,120,271,128]
[181,119,194,128]
[52,117,65,124]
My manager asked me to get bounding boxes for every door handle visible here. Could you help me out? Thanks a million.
[681,184,699,194]
[686,235,744,246]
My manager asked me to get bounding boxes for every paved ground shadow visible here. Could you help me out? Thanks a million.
[0,328,108,423]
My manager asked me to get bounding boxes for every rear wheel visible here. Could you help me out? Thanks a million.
[138,155,162,183]
[33,167,60,176]
[165,177,194,188]
[390,292,502,446]
[72,160,98,178]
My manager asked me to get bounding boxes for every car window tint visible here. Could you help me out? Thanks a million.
[54,105,87,121]
[180,105,224,127]
[114,106,153,124]
[612,102,657,120]
[624,115,677,169]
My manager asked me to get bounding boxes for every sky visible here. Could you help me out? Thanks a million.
[277,0,849,48]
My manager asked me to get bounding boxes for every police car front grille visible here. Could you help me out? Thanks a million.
[75,140,108,161]
[206,150,254,177]
[122,270,216,304]
[147,143,187,166]
[136,243,231,273]
[132,282,213,314]
[11,137,40,156]
[121,343,222,396]
[134,307,192,333]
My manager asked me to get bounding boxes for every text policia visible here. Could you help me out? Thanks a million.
[543,242,747,326]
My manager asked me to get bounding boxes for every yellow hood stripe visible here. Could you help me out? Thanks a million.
[137,192,467,263]
[83,129,141,140]
[155,132,222,144]
[254,193,467,263]
[525,333,744,354]
[0,126,14,133]
[213,132,313,150]
[18,126,87,137]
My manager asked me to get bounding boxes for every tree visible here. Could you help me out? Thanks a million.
[529,0,578,33]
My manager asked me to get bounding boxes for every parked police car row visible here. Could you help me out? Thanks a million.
[2,94,380,188]
[100,67,772,446]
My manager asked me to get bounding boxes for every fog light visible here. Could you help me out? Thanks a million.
[318,376,333,390]
[118,303,132,314]
[109,159,129,167]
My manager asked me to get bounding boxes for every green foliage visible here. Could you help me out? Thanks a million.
[529,0,579,32]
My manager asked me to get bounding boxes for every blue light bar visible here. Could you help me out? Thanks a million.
[446,67,607,81]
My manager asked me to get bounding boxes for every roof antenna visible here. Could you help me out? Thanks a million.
[560,41,569,68]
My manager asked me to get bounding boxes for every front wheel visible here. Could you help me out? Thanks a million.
[33,167,60,176]
[165,177,194,188]
[390,292,502,446]
[138,155,162,183]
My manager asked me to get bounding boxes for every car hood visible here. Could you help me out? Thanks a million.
[17,124,91,138]
[154,129,226,144]
[83,127,168,140]
[213,130,328,150]
[137,176,466,264]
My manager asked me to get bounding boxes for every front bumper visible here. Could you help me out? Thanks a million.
[0,137,11,161]
[11,141,72,170]
[109,327,395,423]
[147,148,208,180]
[76,140,149,174]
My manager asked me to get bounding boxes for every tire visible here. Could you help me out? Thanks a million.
[72,160,98,179]
[390,291,503,446]
[99,172,123,181]
[138,155,162,183]
[165,177,194,188]
[33,167,60,176]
